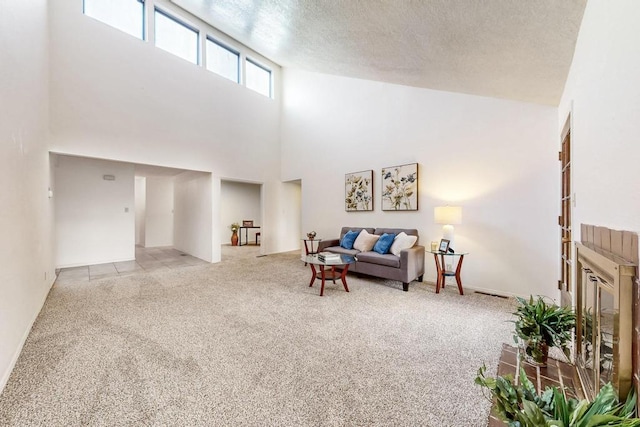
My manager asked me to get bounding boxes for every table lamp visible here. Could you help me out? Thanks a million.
[434,206,462,251]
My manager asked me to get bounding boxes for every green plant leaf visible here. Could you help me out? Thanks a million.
[553,388,570,426]
[621,387,638,418]
[584,414,631,426]
[520,399,548,426]
[520,367,538,401]
[577,383,620,425]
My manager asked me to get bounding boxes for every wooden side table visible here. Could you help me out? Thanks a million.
[428,250,468,295]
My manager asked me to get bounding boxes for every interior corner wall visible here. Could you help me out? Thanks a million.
[54,155,135,267]
[281,69,559,298]
[144,176,174,248]
[135,177,146,246]
[558,1,640,244]
[0,0,55,393]
[174,172,214,262]
[220,181,262,245]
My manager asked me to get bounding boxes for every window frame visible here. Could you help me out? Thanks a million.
[82,0,146,41]
[245,57,273,98]
[153,7,200,65]
[205,36,241,84]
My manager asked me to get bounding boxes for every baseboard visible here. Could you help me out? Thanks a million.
[464,284,519,299]
[421,279,519,299]
[0,275,56,394]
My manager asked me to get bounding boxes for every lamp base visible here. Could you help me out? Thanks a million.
[442,225,455,251]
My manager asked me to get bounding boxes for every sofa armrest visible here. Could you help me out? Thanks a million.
[318,239,339,251]
[400,245,426,282]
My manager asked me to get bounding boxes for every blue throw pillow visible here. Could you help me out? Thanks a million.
[340,230,360,249]
[373,233,395,254]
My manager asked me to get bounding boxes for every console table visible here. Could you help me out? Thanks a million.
[239,226,261,246]
[428,250,468,295]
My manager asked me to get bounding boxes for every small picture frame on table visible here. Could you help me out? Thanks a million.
[438,239,450,253]
[242,220,253,227]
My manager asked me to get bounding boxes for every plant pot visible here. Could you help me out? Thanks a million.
[523,340,549,366]
[231,230,238,246]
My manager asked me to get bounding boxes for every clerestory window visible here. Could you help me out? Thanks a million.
[154,9,199,65]
[206,38,240,83]
[83,0,145,40]
[245,59,272,98]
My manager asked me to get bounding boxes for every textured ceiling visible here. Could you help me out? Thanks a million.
[172,0,587,105]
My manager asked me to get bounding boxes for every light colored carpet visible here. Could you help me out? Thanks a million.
[0,250,515,426]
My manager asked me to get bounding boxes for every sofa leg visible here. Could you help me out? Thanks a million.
[403,282,409,292]
[418,275,424,282]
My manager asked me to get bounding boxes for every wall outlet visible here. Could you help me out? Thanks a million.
[446,264,452,271]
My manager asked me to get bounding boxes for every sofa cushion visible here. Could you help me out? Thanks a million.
[324,246,359,257]
[340,227,375,240]
[356,251,401,268]
[390,232,418,256]
[374,228,419,238]
[353,229,380,252]
[340,230,360,249]
[372,233,395,254]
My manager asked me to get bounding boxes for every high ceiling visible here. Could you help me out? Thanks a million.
[172,0,587,105]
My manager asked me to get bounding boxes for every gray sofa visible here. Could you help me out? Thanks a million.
[317,227,425,291]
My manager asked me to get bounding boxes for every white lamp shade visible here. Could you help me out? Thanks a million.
[434,206,462,225]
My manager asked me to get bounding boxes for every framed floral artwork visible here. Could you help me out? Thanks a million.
[345,170,373,211]
[381,163,418,211]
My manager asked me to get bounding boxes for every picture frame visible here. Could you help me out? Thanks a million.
[381,163,418,211]
[438,239,450,253]
[345,170,373,211]
[242,220,253,227]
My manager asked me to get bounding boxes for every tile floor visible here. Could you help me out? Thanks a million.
[55,246,209,284]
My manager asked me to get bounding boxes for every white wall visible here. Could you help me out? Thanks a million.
[174,172,214,262]
[278,180,303,252]
[558,1,640,245]
[48,0,289,256]
[0,0,55,392]
[281,69,559,298]
[220,181,261,244]
[54,155,135,267]
[135,177,146,246]
[144,176,174,247]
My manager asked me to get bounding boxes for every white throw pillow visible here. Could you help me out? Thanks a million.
[353,229,380,252]
[390,232,418,256]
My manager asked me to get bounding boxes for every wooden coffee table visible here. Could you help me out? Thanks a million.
[302,254,355,296]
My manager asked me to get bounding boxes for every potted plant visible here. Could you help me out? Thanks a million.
[512,295,575,366]
[230,222,240,246]
[475,364,640,426]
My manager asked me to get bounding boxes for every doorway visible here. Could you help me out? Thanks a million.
[220,180,263,258]
[559,115,572,306]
